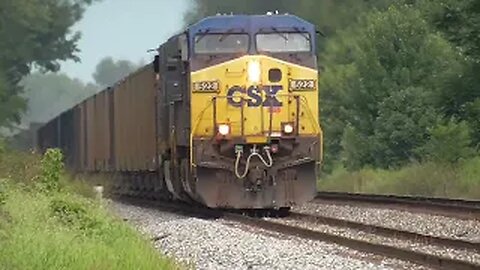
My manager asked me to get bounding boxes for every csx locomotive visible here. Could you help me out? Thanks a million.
[38,13,323,210]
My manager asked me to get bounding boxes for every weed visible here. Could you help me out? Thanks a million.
[0,179,7,206]
[38,149,64,193]
[49,198,104,235]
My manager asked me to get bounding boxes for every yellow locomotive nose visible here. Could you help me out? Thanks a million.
[191,55,319,143]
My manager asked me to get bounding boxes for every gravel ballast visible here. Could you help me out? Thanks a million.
[295,202,480,242]
[112,201,429,270]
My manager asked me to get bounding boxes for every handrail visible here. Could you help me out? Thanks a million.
[190,99,214,167]
[298,96,323,164]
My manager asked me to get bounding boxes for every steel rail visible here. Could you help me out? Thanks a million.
[289,212,480,252]
[225,213,480,270]
[315,191,480,220]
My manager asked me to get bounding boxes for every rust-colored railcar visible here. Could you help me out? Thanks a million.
[113,66,157,172]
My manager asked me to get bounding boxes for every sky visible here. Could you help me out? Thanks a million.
[61,0,191,83]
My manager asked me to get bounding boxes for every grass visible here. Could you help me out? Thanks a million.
[318,157,480,199]
[0,149,179,270]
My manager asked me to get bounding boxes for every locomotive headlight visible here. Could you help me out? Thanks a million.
[283,123,294,134]
[218,124,230,136]
[247,60,261,84]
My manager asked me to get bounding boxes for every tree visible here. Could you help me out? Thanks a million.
[0,0,98,128]
[321,5,461,169]
[431,0,480,145]
[92,57,138,88]
[21,73,98,124]
[418,119,474,164]
[435,0,480,62]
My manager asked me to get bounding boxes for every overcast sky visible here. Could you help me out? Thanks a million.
[61,0,190,83]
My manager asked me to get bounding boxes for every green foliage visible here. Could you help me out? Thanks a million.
[50,198,104,234]
[319,159,480,199]
[0,138,5,156]
[93,57,138,88]
[0,0,98,128]
[39,149,64,193]
[435,0,480,62]
[0,188,178,270]
[0,150,178,270]
[322,5,461,168]
[0,151,41,187]
[418,119,474,164]
[0,180,7,207]
[341,125,370,171]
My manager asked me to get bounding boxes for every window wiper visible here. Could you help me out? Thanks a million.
[270,27,288,41]
[218,28,244,42]
[195,28,211,44]
[293,27,311,42]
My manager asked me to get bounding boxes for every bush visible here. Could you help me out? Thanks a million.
[418,119,475,164]
[38,149,64,193]
[341,125,371,171]
[0,179,7,207]
[50,198,104,234]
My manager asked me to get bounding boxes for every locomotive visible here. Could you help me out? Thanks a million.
[38,13,323,210]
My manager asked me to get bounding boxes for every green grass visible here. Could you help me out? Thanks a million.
[0,150,179,270]
[318,157,480,199]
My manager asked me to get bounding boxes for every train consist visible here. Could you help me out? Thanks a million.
[38,13,323,210]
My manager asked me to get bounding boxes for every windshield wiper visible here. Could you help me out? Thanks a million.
[270,27,288,41]
[218,28,244,42]
[293,27,311,42]
[195,29,211,44]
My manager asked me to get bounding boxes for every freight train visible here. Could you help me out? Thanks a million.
[38,13,323,210]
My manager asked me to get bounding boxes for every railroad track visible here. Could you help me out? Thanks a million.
[117,196,480,270]
[315,191,480,220]
[233,213,480,270]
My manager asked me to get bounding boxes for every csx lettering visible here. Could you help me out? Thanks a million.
[227,85,283,107]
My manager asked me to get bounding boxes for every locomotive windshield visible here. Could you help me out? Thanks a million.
[256,32,311,53]
[194,33,249,54]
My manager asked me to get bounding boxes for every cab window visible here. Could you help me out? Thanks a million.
[256,32,311,53]
[194,34,249,54]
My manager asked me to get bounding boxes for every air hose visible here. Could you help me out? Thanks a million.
[234,145,273,179]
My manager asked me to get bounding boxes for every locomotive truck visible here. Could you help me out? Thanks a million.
[38,13,323,210]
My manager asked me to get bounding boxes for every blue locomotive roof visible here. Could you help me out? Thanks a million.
[188,14,315,34]
[187,14,316,51]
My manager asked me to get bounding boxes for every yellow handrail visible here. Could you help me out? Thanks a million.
[299,96,323,164]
